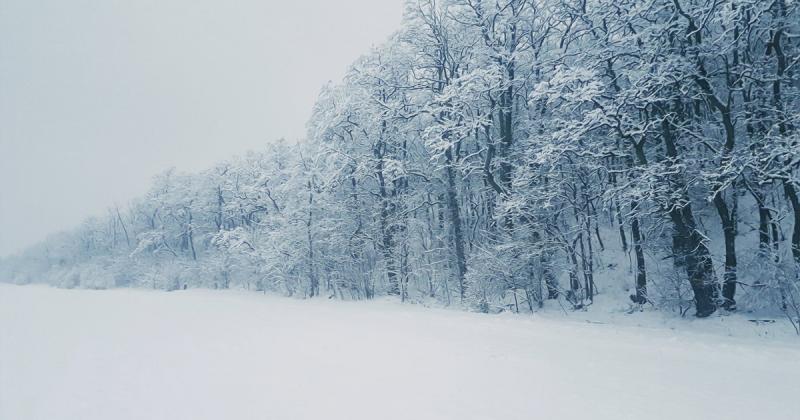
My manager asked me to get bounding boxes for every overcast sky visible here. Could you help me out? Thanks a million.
[0,0,404,256]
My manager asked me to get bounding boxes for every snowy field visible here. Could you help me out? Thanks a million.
[1,284,798,420]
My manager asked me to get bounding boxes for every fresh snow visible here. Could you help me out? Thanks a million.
[1,284,798,420]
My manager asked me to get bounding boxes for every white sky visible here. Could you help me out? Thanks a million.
[0,0,404,256]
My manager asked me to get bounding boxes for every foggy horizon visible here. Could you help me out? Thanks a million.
[0,0,404,257]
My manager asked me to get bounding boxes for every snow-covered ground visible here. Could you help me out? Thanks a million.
[1,284,798,420]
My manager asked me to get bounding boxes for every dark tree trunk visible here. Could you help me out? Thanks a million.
[669,206,718,317]
[630,200,647,304]
[617,202,628,253]
[307,181,318,298]
[785,182,800,265]
[375,137,399,296]
[445,147,468,302]
[661,118,717,317]
[628,144,649,304]
[694,61,738,310]
[714,193,738,310]
[755,189,772,254]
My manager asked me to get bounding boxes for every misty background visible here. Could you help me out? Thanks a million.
[0,0,403,256]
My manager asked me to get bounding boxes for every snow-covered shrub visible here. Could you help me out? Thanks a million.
[78,263,115,290]
[54,266,81,289]
[465,241,545,313]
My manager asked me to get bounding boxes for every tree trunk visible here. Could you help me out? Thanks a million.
[661,118,717,317]
[628,144,649,304]
[785,182,800,265]
[307,181,318,298]
[375,139,399,296]
[714,192,737,310]
[630,200,648,304]
[444,147,468,302]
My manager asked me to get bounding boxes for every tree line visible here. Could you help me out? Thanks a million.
[2,0,799,326]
